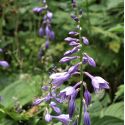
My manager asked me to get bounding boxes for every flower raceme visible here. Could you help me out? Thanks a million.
[33,0,55,60]
[34,1,110,124]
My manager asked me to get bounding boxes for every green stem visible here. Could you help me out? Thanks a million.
[78,21,84,125]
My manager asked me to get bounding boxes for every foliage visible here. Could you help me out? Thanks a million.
[0,0,123,124]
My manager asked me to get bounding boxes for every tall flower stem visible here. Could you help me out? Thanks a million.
[78,15,84,125]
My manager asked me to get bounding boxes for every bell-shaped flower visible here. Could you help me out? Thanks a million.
[59,56,78,63]
[45,113,52,122]
[0,61,9,68]
[64,46,80,56]
[68,90,78,118]
[82,37,89,45]
[83,53,96,67]
[52,114,71,125]
[83,102,91,125]
[50,72,71,87]
[84,72,109,92]
[84,111,91,125]
[84,89,91,106]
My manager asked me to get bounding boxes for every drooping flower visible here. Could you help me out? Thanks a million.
[68,90,78,118]
[39,27,44,37]
[45,40,50,49]
[84,111,91,125]
[84,72,110,92]
[45,113,52,122]
[83,102,91,125]
[52,114,71,125]
[84,89,91,106]
[50,72,71,87]
[83,53,96,67]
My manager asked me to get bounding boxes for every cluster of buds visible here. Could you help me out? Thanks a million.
[33,0,55,60]
[33,0,110,125]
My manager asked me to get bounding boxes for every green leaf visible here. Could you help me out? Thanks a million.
[103,102,124,120]
[114,85,124,101]
[0,74,42,108]
[91,116,123,125]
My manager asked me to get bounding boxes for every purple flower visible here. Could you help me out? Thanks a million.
[47,11,53,20]
[45,40,50,49]
[60,86,76,97]
[50,72,71,87]
[49,31,55,40]
[69,41,80,47]
[33,7,44,13]
[42,86,49,91]
[39,27,44,37]
[52,114,71,125]
[59,56,78,63]
[50,102,61,114]
[84,89,91,106]
[71,15,79,22]
[68,91,78,118]
[84,111,91,125]
[0,61,9,68]
[68,63,80,75]
[45,26,51,37]
[33,98,43,105]
[82,37,89,45]
[64,46,80,56]
[45,113,52,122]
[64,37,79,42]
[83,53,96,67]
[69,31,79,36]
[84,72,110,92]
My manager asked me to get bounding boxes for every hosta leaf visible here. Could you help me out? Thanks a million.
[0,74,42,108]
[103,102,124,120]
[91,116,123,125]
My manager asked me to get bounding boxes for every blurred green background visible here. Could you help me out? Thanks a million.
[0,0,124,125]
